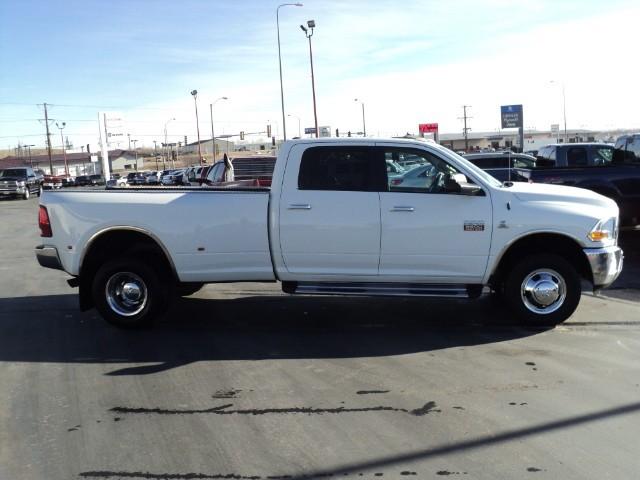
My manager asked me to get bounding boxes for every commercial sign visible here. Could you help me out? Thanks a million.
[419,123,438,133]
[304,127,316,135]
[550,124,560,134]
[90,155,98,163]
[500,105,523,128]
[319,126,331,138]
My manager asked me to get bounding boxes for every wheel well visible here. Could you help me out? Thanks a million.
[78,229,176,310]
[491,233,592,288]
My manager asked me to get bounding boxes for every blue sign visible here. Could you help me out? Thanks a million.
[501,104,523,128]
[304,127,316,135]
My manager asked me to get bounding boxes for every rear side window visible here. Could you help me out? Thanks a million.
[298,146,384,191]
[567,147,588,166]
[627,137,640,163]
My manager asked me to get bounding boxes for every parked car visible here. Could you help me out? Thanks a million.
[106,175,128,188]
[43,175,63,190]
[36,138,623,328]
[389,164,436,189]
[0,167,43,199]
[60,175,76,188]
[514,142,640,226]
[75,175,92,187]
[160,169,184,186]
[613,133,640,163]
[126,172,148,186]
[386,159,406,181]
[89,174,105,186]
[463,152,536,182]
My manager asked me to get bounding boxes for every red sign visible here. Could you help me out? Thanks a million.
[419,123,438,133]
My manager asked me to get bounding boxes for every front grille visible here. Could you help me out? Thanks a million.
[0,180,17,189]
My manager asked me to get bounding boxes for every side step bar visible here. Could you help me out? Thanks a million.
[282,282,483,299]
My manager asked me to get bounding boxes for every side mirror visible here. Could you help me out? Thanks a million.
[445,173,483,195]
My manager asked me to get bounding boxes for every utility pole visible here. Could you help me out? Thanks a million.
[459,105,472,152]
[43,103,53,174]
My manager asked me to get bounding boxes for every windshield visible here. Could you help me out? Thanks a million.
[432,144,502,187]
[0,169,26,178]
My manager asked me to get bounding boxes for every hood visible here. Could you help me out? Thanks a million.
[507,182,617,210]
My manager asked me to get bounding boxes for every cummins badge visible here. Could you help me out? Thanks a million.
[464,221,485,232]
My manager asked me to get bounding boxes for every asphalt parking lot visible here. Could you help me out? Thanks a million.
[1,195,639,480]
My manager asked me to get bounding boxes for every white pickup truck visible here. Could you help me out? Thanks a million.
[35,138,623,327]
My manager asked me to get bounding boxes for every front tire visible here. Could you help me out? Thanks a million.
[92,257,171,328]
[504,254,581,326]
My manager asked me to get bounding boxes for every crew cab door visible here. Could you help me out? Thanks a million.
[377,144,492,283]
[278,144,384,277]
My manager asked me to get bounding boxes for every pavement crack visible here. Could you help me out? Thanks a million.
[109,402,417,416]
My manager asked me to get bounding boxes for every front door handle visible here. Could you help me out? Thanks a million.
[288,203,312,210]
[391,206,415,212]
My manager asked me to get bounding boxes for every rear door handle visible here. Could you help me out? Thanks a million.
[288,203,312,210]
[391,206,415,212]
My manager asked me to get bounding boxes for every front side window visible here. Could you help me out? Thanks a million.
[298,146,383,191]
[386,148,471,194]
[594,147,613,166]
[513,156,535,168]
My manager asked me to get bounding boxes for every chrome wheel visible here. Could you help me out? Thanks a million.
[105,272,148,317]
[520,268,566,315]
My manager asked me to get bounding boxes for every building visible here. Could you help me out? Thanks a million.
[181,138,233,161]
[438,128,634,153]
[0,150,142,175]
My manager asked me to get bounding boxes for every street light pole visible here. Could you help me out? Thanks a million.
[132,139,138,169]
[277,3,303,143]
[210,96,228,162]
[288,114,301,137]
[191,90,203,165]
[354,98,366,137]
[56,122,68,176]
[301,20,319,138]
[163,117,175,170]
[562,83,567,142]
[550,80,568,143]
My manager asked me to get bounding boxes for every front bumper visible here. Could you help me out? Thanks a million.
[584,246,624,289]
[35,245,63,271]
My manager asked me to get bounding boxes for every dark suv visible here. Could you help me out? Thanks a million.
[0,167,43,200]
[513,141,640,226]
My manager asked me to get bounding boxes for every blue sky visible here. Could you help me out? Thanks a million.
[1,0,638,151]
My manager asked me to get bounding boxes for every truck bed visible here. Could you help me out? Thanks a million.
[41,188,275,282]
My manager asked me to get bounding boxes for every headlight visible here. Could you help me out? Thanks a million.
[588,217,618,243]
[17,180,25,186]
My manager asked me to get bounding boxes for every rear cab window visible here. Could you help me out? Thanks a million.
[566,146,588,166]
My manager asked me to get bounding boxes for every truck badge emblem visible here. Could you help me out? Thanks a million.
[464,221,485,232]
